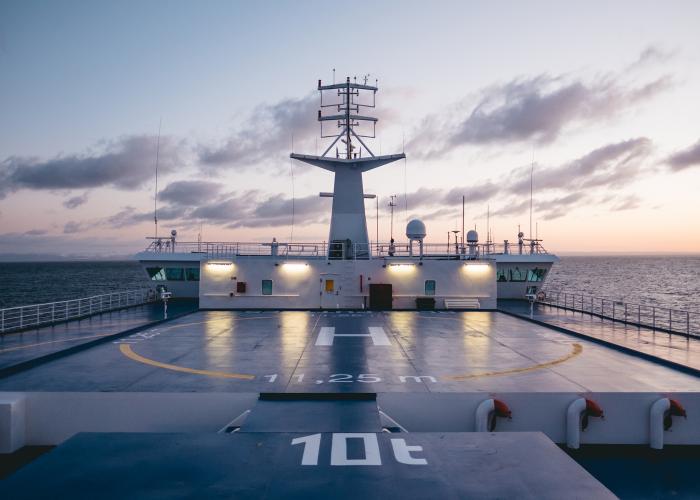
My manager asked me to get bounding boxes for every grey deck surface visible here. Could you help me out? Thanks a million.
[0,310,697,393]
[0,431,615,499]
[0,300,198,371]
[499,300,700,371]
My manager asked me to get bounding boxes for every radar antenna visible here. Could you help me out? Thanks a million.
[291,76,405,259]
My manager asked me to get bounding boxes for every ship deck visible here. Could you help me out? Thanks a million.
[1,310,697,393]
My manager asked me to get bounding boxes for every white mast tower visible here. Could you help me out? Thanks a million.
[291,77,405,259]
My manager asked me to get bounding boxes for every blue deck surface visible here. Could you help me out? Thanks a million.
[0,300,198,372]
[0,431,615,499]
[0,310,697,393]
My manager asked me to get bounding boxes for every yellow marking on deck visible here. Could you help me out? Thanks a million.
[119,344,255,380]
[443,343,583,381]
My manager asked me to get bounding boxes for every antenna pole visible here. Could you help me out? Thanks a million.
[461,195,465,251]
[154,118,162,239]
[389,194,397,241]
[346,77,352,159]
[376,196,379,253]
[529,152,534,240]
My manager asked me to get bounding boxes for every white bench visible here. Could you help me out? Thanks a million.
[444,298,481,310]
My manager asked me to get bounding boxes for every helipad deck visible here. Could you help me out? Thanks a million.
[0,310,697,393]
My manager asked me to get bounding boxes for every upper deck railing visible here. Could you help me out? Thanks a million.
[0,289,157,334]
[537,289,700,339]
[142,239,551,260]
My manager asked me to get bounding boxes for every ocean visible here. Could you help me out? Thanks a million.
[0,256,699,312]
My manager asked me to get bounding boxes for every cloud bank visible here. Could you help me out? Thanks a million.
[0,135,183,199]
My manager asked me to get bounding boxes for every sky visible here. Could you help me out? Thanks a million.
[1,0,699,258]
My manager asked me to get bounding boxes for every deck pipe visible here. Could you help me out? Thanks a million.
[475,399,495,432]
[566,398,587,449]
[650,398,670,449]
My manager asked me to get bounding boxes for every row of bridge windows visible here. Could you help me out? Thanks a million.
[496,267,547,283]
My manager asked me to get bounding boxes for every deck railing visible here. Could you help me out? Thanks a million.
[537,290,700,338]
[0,289,157,334]
[142,239,550,260]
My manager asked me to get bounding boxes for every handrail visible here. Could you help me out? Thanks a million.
[142,240,551,259]
[0,289,157,334]
[537,289,700,339]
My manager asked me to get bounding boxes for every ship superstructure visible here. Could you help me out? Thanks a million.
[136,77,557,307]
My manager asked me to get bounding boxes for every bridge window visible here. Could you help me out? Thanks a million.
[165,268,185,281]
[510,267,526,282]
[185,267,200,281]
[496,269,508,282]
[146,267,166,281]
[424,280,436,296]
[262,279,273,295]
[527,268,546,282]
[325,279,335,292]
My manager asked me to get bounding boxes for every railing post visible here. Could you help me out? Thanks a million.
[687,311,691,337]
[669,309,672,332]
[20,307,23,329]
[52,303,55,323]
[612,302,615,321]
[1,309,4,334]
[638,304,641,325]
[652,307,655,331]
[624,303,628,324]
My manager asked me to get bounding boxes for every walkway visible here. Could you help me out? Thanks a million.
[498,300,700,372]
[0,299,198,372]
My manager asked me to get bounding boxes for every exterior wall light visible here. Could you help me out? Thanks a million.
[280,262,310,273]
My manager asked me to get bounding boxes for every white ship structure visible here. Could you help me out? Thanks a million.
[136,77,558,309]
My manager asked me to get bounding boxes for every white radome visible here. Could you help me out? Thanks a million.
[466,229,479,243]
[406,219,427,240]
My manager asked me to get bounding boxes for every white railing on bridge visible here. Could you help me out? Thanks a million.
[0,289,157,334]
[537,289,700,339]
[143,240,551,260]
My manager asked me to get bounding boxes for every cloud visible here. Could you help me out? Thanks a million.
[0,135,183,198]
[610,195,641,211]
[24,229,48,236]
[158,180,223,207]
[448,76,667,148]
[63,221,85,234]
[63,192,89,209]
[402,138,652,222]
[408,50,671,156]
[198,94,317,168]
[509,137,652,194]
[666,139,700,171]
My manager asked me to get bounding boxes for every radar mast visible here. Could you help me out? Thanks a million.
[291,76,405,259]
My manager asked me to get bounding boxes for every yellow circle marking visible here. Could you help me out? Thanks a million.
[119,344,255,380]
[443,343,583,381]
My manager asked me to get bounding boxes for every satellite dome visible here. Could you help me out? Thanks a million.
[170,229,177,237]
[466,229,479,243]
[406,219,427,240]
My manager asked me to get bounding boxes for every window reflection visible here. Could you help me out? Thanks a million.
[186,267,200,281]
[424,280,436,296]
[510,267,526,282]
[165,268,185,281]
[146,267,166,281]
[526,268,546,282]
[262,279,273,295]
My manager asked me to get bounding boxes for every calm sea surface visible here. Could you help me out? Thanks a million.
[0,256,699,311]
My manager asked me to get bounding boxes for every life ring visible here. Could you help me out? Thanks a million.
[536,291,546,301]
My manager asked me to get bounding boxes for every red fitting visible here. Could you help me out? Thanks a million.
[585,398,604,419]
[494,399,512,419]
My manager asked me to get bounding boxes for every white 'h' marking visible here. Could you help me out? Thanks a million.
[316,326,391,346]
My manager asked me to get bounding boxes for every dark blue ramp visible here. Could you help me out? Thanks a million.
[241,393,381,432]
[1,432,615,500]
